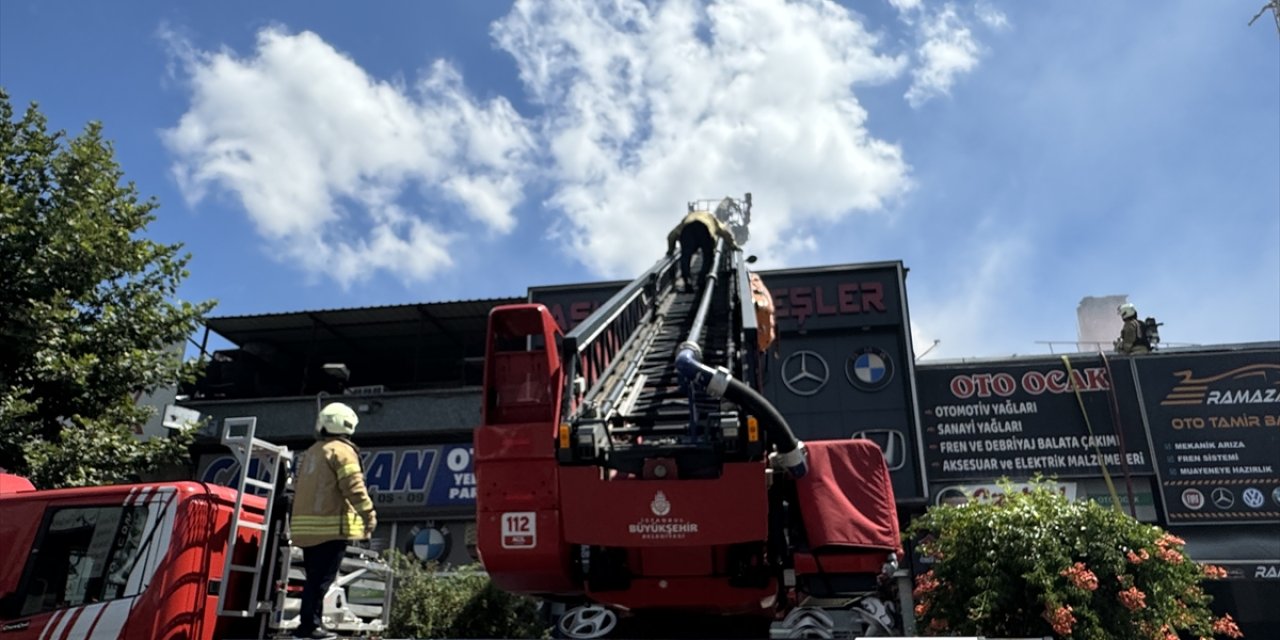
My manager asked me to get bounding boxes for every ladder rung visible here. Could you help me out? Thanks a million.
[234,521,268,532]
[249,438,289,453]
[229,563,263,572]
[243,478,275,490]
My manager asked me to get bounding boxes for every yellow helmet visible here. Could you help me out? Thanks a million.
[317,402,358,436]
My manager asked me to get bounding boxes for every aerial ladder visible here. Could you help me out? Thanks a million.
[475,195,910,639]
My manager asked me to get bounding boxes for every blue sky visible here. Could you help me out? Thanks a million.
[2,0,1277,360]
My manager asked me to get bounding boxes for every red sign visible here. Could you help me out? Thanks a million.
[947,368,1111,399]
[771,282,886,325]
[544,301,604,333]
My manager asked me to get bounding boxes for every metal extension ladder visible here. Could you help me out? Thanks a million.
[216,416,293,621]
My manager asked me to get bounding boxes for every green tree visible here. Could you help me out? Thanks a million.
[0,88,216,489]
[905,476,1243,639]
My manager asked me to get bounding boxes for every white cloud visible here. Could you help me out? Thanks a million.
[976,2,1010,30]
[904,4,983,108]
[492,0,914,278]
[162,0,1003,287]
[161,27,534,287]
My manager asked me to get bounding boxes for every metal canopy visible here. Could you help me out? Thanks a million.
[195,298,523,397]
[205,298,518,347]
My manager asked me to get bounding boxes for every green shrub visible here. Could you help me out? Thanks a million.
[382,550,551,639]
[904,476,1243,639]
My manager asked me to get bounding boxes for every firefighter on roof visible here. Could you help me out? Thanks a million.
[1115,303,1151,355]
[290,401,377,639]
[666,201,739,292]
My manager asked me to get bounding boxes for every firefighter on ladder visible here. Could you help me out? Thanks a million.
[667,202,740,292]
[1115,303,1151,355]
[289,402,378,639]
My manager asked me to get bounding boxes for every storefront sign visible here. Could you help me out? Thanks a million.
[771,281,886,325]
[759,263,923,499]
[528,265,907,334]
[918,356,1154,482]
[196,443,476,511]
[1135,349,1280,525]
[763,267,905,332]
[527,282,626,333]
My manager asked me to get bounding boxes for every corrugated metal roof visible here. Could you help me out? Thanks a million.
[207,295,515,322]
[205,296,523,347]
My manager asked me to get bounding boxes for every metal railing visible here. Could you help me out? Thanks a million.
[560,254,677,422]
[1034,340,1198,354]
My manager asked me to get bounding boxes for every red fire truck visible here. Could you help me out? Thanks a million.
[0,418,390,640]
[475,196,914,639]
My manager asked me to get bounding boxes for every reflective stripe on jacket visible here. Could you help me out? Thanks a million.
[290,436,376,547]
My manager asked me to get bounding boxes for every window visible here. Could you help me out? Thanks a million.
[18,505,151,616]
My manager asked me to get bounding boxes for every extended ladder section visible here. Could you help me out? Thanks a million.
[217,416,292,619]
[554,230,784,478]
[482,194,807,479]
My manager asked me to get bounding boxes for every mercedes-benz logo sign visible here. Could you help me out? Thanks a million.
[1211,487,1235,510]
[781,350,830,396]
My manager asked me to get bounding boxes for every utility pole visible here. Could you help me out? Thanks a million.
[1249,0,1280,36]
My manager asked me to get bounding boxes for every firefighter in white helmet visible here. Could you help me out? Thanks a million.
[289,402,377,639]
[1115,303,1150,355]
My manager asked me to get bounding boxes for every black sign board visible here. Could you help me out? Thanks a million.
[527,281,627,333]
[764,262,906,333]
[759,262,925,500]
[917,354,1154,482]
[1134,348,1280,525]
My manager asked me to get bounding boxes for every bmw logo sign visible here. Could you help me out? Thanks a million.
[846,346,893,391]
[411,526,450,563]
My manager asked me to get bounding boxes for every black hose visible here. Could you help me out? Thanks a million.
[674,344,808,478]
[723,377,799,454]
[686,238,724,343]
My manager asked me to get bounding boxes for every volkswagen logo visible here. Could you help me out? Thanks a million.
[781,350,829,396]
[1242,487,1265,509]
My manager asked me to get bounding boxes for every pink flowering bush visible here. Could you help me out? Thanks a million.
[905,477,1243,639]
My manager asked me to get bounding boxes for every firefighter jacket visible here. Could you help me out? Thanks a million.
[666,211,739,255]
[1117,318,1150,354]
[290,436,376,548]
